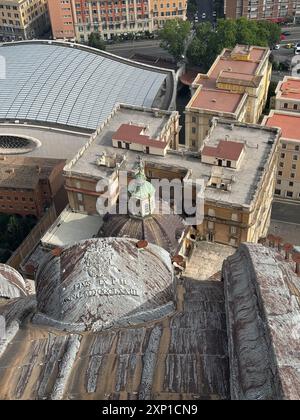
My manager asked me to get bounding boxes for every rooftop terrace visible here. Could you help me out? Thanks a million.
[66,113,280,208]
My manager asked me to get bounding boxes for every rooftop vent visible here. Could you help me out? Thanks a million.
[95,151,118,168]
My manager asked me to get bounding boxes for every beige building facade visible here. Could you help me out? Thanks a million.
[263,110,300,201]
[185,45,272,151]
[0,0,49,40]
[274,76,300,113]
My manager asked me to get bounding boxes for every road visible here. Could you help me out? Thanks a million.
[195,0,215,23]
[270,200,300,245]
[272,200,300,225]
[106,39,171,60]
[280,25,300,43]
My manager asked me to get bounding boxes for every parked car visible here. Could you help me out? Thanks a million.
[285,43,295,49]
[282,31,291,36]
[202,13,206,19]
[274,44,280,50]
[294,43,300,55]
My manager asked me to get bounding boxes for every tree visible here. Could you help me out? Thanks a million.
[159,19,191,61]
[88,33,106,50]
[186,18,281,71]
[187,22,218,69]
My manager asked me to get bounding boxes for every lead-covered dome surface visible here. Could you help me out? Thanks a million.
[35,238,174,332]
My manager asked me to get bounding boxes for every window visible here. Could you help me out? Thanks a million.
[278,171,282,176]
[281,153,285,158]
[291,173,295,178]
[284,103,288,108]
[192,127,196,134]
[230,226,237,235]
[277,179,281,184]
[287,191,293,197]
[282,144,287,149]
[77,193,83,202]
[191,140,196,148]
[231,213,238,221]
[192,116,196,123]
[293,155,298,161]
[294,104,298,110]
[275,189,281,195]
[289,181,294,187]
[292,164,297,170]
[296,145,300,151]
[279,162,284,167]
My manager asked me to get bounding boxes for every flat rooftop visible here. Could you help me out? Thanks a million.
[194,46,268,88]
[41,207,104,248]
[190,88,245,114]
[263,111,300,141]
[278,77,300,101]
[67,116,280,208]
[67,105,175,179]
[189,45,268,113]
[0,123,90,159]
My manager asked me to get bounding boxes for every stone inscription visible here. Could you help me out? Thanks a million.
[61,243,139,304]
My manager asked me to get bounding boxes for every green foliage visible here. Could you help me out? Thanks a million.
[159,18,191,61]
[0,214,37,263]
[88,32,106,50]
[187,18,281,70]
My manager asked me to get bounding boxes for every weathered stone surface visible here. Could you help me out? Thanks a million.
[1,241,298,400]
[0,264,27,299]
[34,238,175,332]
[223,243,300,400]
[0,278,229,400]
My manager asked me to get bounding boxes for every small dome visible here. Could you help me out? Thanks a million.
[34,238,175,332]
[101,212,187,256]
[0,264,27,299]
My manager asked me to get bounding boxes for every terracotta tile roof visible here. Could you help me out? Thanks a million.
[202,140,244,161]
[265,112,300,140]
[113,124,167,149]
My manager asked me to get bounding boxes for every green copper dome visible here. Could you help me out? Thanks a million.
[128,159,156,201]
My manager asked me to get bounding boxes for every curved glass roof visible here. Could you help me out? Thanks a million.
[0,42,170,130]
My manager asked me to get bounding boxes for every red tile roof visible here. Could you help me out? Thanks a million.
[113,124,167,149]
[265,112,300,140]
[202,140,244,161]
